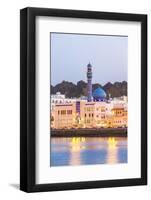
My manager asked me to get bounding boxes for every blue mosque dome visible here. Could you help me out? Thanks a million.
[93,87,107,101]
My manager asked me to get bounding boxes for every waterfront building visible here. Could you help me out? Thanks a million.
[51,92,80,111]
[51,96,127,129]
[51,92,65,111]
[52,103,76,129]
[107,105,127,128]
[51,63,127,130]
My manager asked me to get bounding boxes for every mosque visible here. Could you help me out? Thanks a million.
[51,63,127,129]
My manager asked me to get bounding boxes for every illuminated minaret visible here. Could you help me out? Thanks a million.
[87,63,92,102]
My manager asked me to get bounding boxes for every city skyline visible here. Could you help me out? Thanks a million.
[50,33,128,86]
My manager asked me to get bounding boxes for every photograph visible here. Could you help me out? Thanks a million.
[20,7,147,192]
[50,32,128,167]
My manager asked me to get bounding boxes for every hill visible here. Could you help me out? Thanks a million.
[51,80,127,98]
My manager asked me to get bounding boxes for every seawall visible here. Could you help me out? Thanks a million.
[51,128,127,137]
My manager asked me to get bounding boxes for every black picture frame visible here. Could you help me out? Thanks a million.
[20,7,147,192]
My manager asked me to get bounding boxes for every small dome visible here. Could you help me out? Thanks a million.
[93,87,106,101]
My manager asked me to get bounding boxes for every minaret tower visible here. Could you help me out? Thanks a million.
[87,63,92,102]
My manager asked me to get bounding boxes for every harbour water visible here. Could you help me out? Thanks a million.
[50,137,127,167]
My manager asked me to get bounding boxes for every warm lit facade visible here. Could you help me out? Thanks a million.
[51,99,127,129]
[51,103,76,129]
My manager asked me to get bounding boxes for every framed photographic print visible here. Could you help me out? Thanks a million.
[20,7,147,192]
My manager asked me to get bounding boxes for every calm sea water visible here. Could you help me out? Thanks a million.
[50,137,127,167]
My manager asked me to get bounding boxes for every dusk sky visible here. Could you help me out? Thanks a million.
[51,33,128,86]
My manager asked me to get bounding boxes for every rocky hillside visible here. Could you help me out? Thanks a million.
[51,80,127,98]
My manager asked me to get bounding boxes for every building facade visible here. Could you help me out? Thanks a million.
[51,63,127,129]
[51,99,127,129]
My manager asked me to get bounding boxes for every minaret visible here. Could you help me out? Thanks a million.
[87,63,92,102]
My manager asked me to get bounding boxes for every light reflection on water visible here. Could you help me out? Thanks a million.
[50,137,127,167]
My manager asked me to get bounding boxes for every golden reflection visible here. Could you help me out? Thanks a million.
[69,137,86,165]
[71,137,85,144]
[108,137,117,148]
[107,137,118,164]
[70,137,86,152]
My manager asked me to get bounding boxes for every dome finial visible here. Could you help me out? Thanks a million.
[87,62,92,67]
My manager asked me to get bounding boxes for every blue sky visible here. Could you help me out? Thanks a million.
[51,33,128,86]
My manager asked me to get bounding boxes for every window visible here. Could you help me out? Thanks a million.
[67,110,72,115]
[61,110,66,115]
